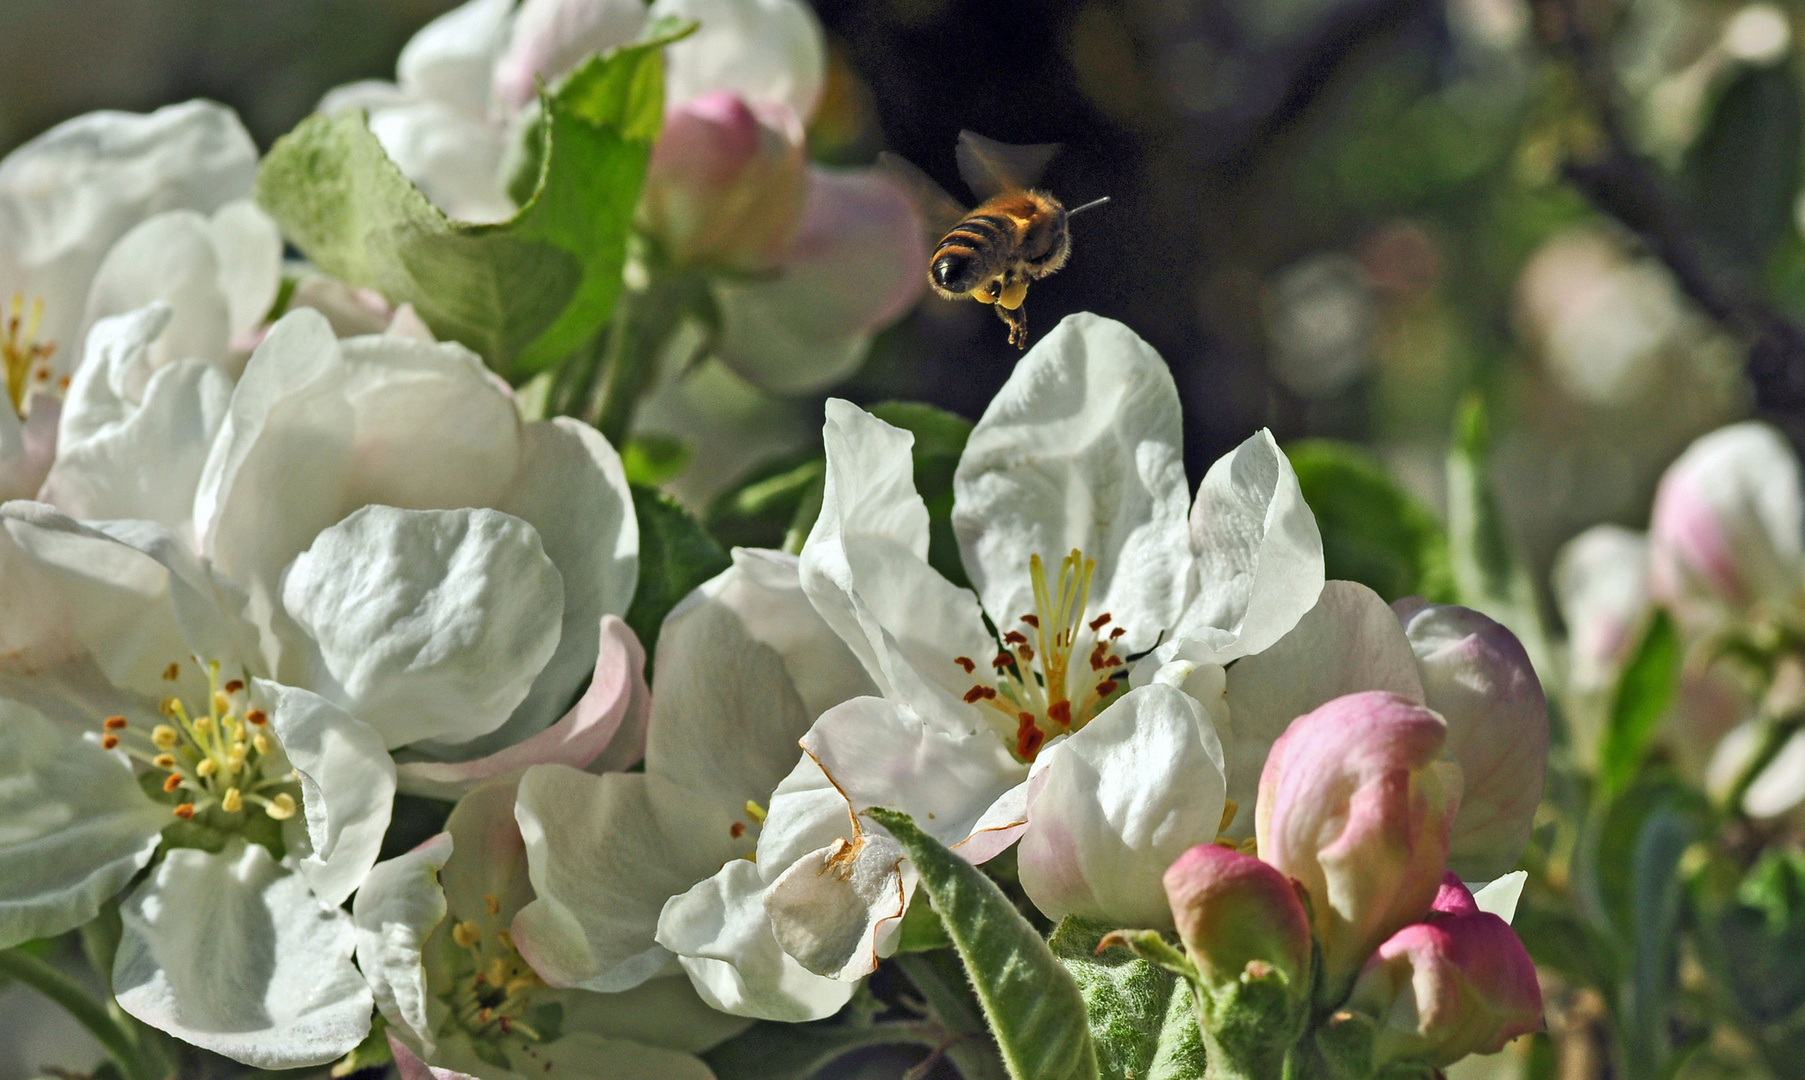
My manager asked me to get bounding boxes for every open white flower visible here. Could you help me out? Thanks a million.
[652,313,1325,1016]
[0,514,390,1066]
[355,779,745,1080]
[0,100,258,499]
[508,548,877,1022]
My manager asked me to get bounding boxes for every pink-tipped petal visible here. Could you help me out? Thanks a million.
[1346,912,1544,1068]
[1256,691,1461,1001]
[394,616,649,798]
[1432,872,1478,916]
[1164,843,1312,993]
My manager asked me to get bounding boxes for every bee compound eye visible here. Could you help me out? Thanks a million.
[932,253,974,290]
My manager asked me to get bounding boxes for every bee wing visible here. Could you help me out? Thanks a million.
[955,130,1060,200]
[878,151,970,240]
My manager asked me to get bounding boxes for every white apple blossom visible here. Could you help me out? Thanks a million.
[508,548,878,1022]
[0,100,258,500]
[354,779,746,1080]
[650,313,1327,1017]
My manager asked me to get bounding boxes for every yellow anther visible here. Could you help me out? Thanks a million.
[484,893,501,916]
[221,787,243,813]
[152,724,179,749]
[504,975,539,997]
[265,793,296,820]
[213,691,230,716]
[1218,799,1239,835]
[227,741,247,766]
[153,754,177,770]
[743,800,767,823]
[192,716,212,735]
[487,957,511,987]
[196,758,218,778]
[453,921,483,950]
[497,928,514,950]
[159,697,184,720]
[252,733,272,756]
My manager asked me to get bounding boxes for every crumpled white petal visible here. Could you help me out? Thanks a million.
[801,399,993,729]
[766,832,915,980]
[1018,683,1226,927]
[259,678,396,906]
[280,505,565,750]
[953,313,1192,653]
[652,0,827,122]
[1216,581,1425,837]
[0,100,258,364]
[657,859,855,1021]
[354,833,454,1054]
[0,699,166,949]
[1174,428,1325,662]
[114,841,372,1069]
[42,305,234,533]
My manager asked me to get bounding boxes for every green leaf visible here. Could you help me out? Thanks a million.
[866,808,1100,1080]
[1447,394,1549,673]
[702,1019,946,1080]
[705,453,826,551]
[619,434,692,487]
[1050,917,1205,1080]
[624,485,731,667]
[896,887,953,953]
[1597,611,1680,798]
[1681,62,1804,269]
[1285,439,1455,604]
[866,401,975,589]
[1511,899,1621,1011]
[1695,850,1805,1032]
[256,34,675,381]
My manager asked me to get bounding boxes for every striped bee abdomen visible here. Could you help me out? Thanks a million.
[931,213,1017,295]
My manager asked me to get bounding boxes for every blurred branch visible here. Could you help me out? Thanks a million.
[1538,0,1805,416]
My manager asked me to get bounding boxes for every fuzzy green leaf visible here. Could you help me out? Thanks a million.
[1050,917,1204,1080]
[866,808,1100,1080]
[624,485,731,668]
[256,35,676,381]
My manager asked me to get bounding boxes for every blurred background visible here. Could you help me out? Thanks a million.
[1,0,1785,601]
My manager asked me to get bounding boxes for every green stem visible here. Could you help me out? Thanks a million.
[0,948,159,1080]
[583,270,707,446]
[894,953,1009,1080]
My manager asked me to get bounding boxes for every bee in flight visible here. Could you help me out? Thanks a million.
[882,131,1108,349]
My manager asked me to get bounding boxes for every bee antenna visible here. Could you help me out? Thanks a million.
[1066,196,1111,217]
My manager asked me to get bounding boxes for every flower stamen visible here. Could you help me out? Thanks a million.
[3,294,56,417]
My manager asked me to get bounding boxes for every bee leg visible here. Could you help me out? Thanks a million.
[995,302,1027,349]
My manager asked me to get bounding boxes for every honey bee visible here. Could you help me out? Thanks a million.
[882,131,1108,349]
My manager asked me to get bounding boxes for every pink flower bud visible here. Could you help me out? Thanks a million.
[1395,602,1548,882]
[1648,422,1805,622]
[639,91,808,271]
[1343,909,1543,1068]
[1256,691,1462,1001]
[1164,843,1312,994]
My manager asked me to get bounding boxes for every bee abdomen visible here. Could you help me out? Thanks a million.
[932,215,1012,294]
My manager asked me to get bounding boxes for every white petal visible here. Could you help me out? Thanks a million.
[1649,421,1805,613]
[280,505,564,749]
[657,860,855,1021]
[206,200,283,340]
[1553,525,1652,695]
[953,313,1192,653]
[486,417,638,744]
[0,394,57,502]
[516,1031,717,1080]
[0,699,165,949]
[43,308,234,532]
[353,833,454,1052]
[1744,728,1805,818]
[712,168,924,395]
[513,769,711,992]
[1218,581,1424,838]
[557,974,753,1054]
[366,101,515,224]
[651,0,827,121]
[81,211,232,371]
[1176,429,1325,660]
[114,841,373,1069]
[799,695,1022,849]
[396,616,648,799]
[0,100,258,362]
[801,400,993,728]
[397,0,515,116]
[1469,870,1527,924]
[319,80,417,117]
[493,0,649,110]
[1018,684,1226,927]
[260,679,396,906]
[766,833,914,979]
